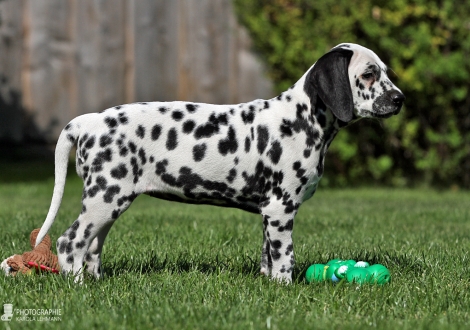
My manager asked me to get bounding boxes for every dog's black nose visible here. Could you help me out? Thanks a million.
[391,92,405,106]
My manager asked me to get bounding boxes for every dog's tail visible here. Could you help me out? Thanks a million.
[35,121,78,247]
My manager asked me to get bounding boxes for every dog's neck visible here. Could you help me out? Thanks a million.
[274,80,348,152]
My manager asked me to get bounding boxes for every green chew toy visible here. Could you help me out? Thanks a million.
[305,259,391,285]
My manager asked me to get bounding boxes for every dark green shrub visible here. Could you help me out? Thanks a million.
[235,0,470,188]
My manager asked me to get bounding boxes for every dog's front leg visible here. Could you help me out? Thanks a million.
[260,199,297,283]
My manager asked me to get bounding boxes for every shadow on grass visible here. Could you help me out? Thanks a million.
[103,251,261,279]
[102,249,426,283]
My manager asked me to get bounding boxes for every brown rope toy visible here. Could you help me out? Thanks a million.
[1,229,59,275]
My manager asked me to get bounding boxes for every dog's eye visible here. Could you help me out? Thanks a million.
[362,72,374,80]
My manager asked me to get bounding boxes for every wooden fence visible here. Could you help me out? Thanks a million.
[0,0,273,143]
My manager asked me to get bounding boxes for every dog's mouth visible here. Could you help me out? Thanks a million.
[362,107,401,119]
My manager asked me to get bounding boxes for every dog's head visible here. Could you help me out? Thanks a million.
[305,43,405,123]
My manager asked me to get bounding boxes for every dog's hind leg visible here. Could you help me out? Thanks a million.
[84,222,113,278]
[56,182,138,282]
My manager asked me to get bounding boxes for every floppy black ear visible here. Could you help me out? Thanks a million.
[304,48,354,122]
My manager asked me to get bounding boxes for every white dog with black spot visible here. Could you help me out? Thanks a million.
[2,43,405,283]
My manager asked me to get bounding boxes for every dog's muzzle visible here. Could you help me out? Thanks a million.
[372,90,406,118]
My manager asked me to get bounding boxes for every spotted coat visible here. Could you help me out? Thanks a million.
[35,43,405,283]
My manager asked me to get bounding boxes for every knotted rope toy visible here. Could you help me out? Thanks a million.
[1,229,59,275]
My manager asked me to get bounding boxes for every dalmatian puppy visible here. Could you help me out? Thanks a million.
[35,43,404,283]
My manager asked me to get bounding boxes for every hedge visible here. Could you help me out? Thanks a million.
[234,0,470,188]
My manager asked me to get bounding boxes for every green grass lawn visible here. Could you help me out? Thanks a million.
[0,163,469,329]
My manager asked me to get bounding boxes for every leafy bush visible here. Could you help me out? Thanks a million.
[235,0,470,188]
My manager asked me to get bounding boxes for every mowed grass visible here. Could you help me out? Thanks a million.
[0,163,469,329]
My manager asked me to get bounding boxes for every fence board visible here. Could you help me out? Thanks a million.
[0,0,24,141]
[0,0,273,142]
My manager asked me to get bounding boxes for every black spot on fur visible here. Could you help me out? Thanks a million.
[75,240,86,249]
[267,141,282,164]
[96,176,108,190]
[58,240,66,253]
[270,220,280,227]
[257,126,269,154]
[87,185,100,198]
[84,136,96,149]
[218,126,238,155]
[210,113,228,126]
[119,146,129,157]
[112,209,120,220]
[271,240,282,249]
[111,164,128,179]
[183,120,196,134]
[166,128,178,150]
[99,134,113,147]
[91,149,112,172]
[244,136,251,152]
[240,160,272,197]
[128,141,137,154]
[138,148,147,165]
[172,111,184,121]
[271,249,281,261]
[186,104,198,113]
[116,192,137,207]
[226,169,237,183]
[279,116,320,155]
[66,241,73,254]
[151,124,162,141]
[84,224,93,239]
[195,122,218,139]
[150,166,241,206]
[285,244,293,255]
[278,219,294,232]
[118,112,129,124]
[155,159,168,175]
[194,113,229,139]
[66,255,74,264]
[193,143,207,162]
[70,220,80,231]
[279,123,293,137]
[104,117,118,129]
[136,125,145,139]
[130,157,141,184]
[241,106,256,124]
